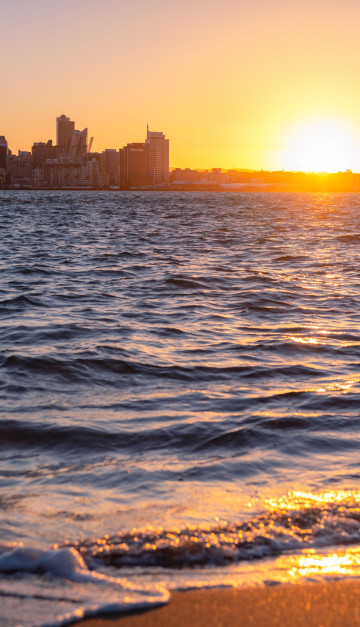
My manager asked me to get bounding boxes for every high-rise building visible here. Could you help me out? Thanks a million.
[101,149,120,185]
[0,136,8,171]
[56,114,75,151]
[145,126,169,184]
[120,142,149,187]
[68,128,88,159]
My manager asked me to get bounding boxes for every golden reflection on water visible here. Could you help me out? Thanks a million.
[251,546,360,586]
[289,336,320,345]
[289,548,360,578]
[257,490,360,584]
[266,489,360,510]
[287,331,353,350]
[73,487,360,587]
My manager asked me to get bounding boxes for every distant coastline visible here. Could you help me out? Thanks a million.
[2,169,360,194]
[2,114,360,194]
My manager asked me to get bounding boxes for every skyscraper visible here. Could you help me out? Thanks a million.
[56,114,75,152]
[0,136,8,170]
[145,126,169,184]
[119,143,148,187]
[68,128,88,159]
[101,149,120,185]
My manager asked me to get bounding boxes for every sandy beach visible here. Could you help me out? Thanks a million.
[78,580,360,627]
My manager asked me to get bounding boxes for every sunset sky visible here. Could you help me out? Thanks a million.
[3,0,360,171]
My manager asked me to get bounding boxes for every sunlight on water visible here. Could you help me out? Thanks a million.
[242,546,360,587]
[290,548,360,578]
[289,336,321,344]
[266,490,360,510]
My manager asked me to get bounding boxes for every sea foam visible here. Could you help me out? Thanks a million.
[0,545,170,627]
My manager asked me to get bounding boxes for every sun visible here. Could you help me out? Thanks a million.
[284,118,358,173]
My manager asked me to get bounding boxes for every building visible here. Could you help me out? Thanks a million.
[170,168,201,183]
[56,114,88,158]
[32,140,55,168]
[0,136,8,171]
[56,114,75,152]
[120,142,150,187]
[43,158,101,188]
[68,128,88,159]
[120,126,170,188]
[101,149,120,186]
[145,126,169,184]
[205,168,228,185]
[8,151,33,186]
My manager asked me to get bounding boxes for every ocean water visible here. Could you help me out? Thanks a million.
[2,190,360,625]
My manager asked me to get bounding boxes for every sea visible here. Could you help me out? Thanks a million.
[2,190,360,626]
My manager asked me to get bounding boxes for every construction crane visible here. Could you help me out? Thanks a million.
[87,137,94,154]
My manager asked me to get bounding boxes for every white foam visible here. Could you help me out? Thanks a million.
[0,545,170,627]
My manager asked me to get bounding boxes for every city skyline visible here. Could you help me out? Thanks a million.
[3,0,360,172]
[2,110,360,191]
[0,113,173,189]
[4,110,360,175]
[3,112,360,176]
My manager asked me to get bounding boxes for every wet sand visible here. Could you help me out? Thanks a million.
[78,580,360,626]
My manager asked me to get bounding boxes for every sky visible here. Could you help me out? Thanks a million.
[3,0,360,171]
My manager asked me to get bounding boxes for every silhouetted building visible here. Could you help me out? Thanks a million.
[68,128,88,159]
[120,127,170,187]
[56,114,75,152]
[8,151,32,186]
[0,136,8,171]
[101,149,120,185]
[145,126,169,184]
[56,114,89,158]
[120,142,150,187]
[32,140,55,168]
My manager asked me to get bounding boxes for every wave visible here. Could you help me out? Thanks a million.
[2,397,359,461]
[2,491,360,625]
[165,275,212,290]
[0,546,169,627]
[74,492,360,569]
[0,353,329,385]
[0,295,46,310]
[336,233,360,243]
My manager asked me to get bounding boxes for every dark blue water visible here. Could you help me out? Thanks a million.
[2,191,360,625]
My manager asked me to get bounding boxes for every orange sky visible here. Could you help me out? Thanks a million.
[3,0,360,171]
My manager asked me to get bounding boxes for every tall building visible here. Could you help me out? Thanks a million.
[68,128,88,159]
[120,142,149,187]
[0,136,8,170]
[145,126,169,184]
[56,114,75,151]
[101,149,120,185]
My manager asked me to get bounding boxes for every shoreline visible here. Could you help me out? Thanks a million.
[2,187,360,193]
[76,580,360,627]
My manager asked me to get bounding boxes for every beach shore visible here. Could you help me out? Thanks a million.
[78,579,360,627]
